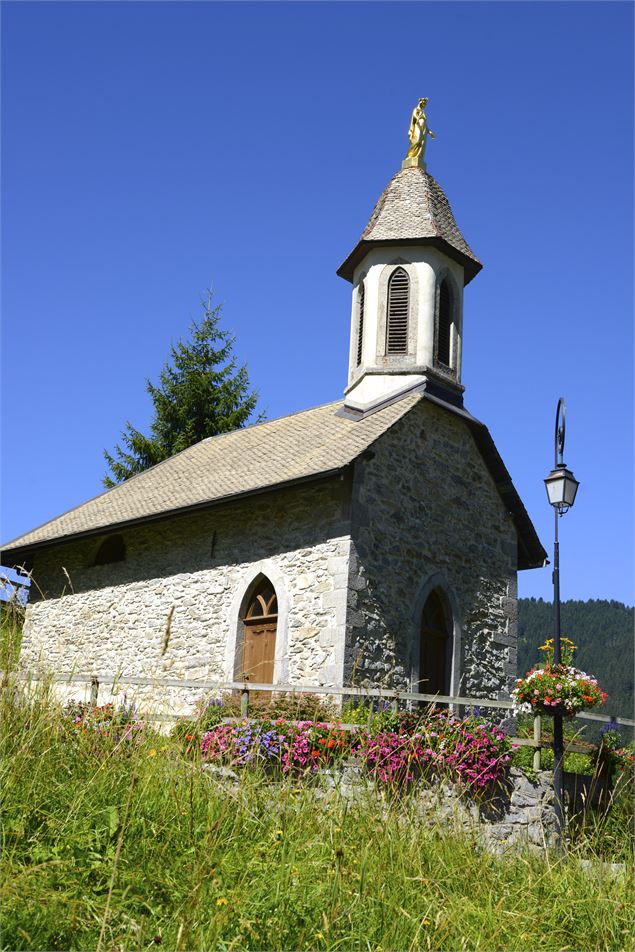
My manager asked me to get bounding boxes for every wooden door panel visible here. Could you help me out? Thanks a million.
[420,628,446,696]
[242,621,277,685]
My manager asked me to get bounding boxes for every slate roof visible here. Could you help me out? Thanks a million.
[2,392,546,570]
[1,395,420,554]
[337,166,482,284]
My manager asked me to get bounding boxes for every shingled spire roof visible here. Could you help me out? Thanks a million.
[337,166,482,284]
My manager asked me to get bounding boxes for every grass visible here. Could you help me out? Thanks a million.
[1,694,633,950]
[1,614,633,951]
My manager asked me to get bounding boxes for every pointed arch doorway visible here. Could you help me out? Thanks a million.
[419,587,452,698]
[238,576,278,694]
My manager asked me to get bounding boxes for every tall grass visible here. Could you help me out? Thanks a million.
[2,674,633,952]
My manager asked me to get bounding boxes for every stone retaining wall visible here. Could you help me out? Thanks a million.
[205,762,557,852]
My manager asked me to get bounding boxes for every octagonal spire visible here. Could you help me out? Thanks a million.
[337,166,482,285]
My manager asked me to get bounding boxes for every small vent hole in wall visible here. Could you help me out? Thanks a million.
[93,534,126,566]
[386,268,409,354]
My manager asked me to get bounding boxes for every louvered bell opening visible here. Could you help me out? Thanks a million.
[356,283,365,367]
[436,280,452,367]
[386,268,409,354]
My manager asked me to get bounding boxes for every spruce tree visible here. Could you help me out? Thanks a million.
[103,290,261,487]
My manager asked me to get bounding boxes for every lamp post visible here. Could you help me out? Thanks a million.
[544,398,580,842]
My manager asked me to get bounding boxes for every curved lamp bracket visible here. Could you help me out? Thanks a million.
[555,396,566,467]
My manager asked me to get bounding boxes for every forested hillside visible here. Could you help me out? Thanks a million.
[518,599,634,718]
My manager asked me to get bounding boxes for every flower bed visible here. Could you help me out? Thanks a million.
[200,720,353,776]
[511,638,607,717]
[353,710,511,796]
[64,701,145,751]
[199,708,512,798]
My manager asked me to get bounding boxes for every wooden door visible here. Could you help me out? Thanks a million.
[239,579,278,697]
[419,589,450,697]
[242,620,277,685]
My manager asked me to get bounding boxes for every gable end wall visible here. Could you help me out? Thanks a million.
[345,400,519,703]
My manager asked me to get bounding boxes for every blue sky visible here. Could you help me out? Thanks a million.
[2,1,633,605]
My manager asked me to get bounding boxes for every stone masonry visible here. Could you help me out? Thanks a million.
[345,399,518,703]
[21,480,351,714]
[21,398,521,715]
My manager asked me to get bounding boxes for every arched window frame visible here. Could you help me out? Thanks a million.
[410,574,461,701]
[225,562,290,685]
[385,266,410,355]
[434,271,461,375]
[92,534,126,566]
[375,260,419,364]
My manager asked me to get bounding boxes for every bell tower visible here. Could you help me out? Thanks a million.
[337,101,482,414]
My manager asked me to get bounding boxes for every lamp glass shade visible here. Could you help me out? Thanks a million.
[544,466,579,509]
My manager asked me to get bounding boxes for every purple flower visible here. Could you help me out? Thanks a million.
[601,719,621,736]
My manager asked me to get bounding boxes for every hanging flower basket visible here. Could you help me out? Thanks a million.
[511,639,607,717]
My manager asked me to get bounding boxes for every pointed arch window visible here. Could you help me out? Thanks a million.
[386,267,410,354]
[356,280,365,367]
[436,278,453,369]
[238,576,278,689]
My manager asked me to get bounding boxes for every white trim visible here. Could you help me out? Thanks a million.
[376,259,420,362]
[224,560,290,684]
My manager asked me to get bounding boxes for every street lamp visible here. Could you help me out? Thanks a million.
[544,397,579,842]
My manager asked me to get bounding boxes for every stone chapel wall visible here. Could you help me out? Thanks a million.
[344,399,519,702]
[21,480,351,715]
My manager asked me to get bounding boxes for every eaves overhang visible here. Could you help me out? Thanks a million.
[337,236,483,286]
[0,468,348,568]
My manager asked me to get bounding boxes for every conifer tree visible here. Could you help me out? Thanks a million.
[103,291,261,487]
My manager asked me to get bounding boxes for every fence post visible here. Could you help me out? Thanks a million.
[533,714,542,771]
[240,687,249,718]
[90,677,99,706]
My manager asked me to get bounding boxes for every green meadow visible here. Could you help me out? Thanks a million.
[1,614,633,952]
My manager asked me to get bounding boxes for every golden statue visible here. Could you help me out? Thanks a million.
[403,97,435,169]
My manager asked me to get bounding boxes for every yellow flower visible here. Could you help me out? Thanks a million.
[314,933,324,941]
[334,827,342,834]
[274,829,284,839]
[216,897,228,907]
[148,749,157,757]
[422,917,431,927]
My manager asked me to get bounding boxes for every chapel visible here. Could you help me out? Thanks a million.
[2,102,546,713]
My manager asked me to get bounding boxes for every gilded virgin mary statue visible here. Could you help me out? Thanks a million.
[403,98,435,169]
